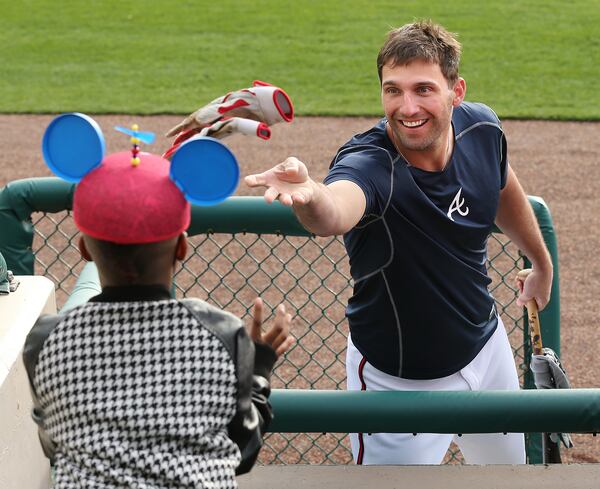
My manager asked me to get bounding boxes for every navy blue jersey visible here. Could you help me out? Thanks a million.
[324,102,508,379]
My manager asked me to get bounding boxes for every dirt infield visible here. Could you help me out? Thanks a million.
[1,115,599,462]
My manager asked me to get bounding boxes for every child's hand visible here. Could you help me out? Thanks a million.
[248,298,294,358]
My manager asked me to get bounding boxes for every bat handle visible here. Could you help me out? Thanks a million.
[526,299,544,355]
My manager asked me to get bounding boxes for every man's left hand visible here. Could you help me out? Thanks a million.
[515,268,553,310]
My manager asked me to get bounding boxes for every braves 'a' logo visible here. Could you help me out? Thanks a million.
[447,187,469,221]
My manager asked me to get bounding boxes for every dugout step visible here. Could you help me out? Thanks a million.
[238,464,600,489]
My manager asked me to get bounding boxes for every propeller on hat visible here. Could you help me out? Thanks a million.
[114,125,156,145]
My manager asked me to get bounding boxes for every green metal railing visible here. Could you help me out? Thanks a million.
[269,390,600,434]
[0,177,565,464]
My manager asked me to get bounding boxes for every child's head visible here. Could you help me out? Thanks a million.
[72,150,190,286]
[42,114,240,286]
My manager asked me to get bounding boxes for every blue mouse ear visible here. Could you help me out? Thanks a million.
[170,136,239,206]
[42,113,105,182]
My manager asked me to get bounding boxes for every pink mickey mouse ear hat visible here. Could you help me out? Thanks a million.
[42,113,239,244]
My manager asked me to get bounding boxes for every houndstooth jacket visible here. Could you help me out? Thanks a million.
[23,285,276,489]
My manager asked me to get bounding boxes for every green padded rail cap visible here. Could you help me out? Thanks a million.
[0,251,9,294]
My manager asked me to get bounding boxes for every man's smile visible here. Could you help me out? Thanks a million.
[400,119,428,128]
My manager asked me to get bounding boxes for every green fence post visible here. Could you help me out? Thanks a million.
[523,196,561,464]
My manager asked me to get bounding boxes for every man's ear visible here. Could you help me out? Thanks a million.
[175,233,188,262]
[78,236,92,261]
[452,77,466,107]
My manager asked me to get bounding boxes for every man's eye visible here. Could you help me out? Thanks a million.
[417,86,432,94]
[385,87,398,94]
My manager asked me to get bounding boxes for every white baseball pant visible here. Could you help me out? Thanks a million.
[346,318,526,465]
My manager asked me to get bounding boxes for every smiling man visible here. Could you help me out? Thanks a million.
[246,20,553,465]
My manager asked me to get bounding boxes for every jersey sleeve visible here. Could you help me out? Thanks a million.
[500,132,508,189]
[179,298,277,475]
[486,104,509,190]
[228,327,277,475]
[459,102,509,191]
[478,102,508,190]
[323,145,395,218]
[22,313,64,463]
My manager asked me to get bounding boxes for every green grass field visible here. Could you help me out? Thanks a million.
[1,0,598,119]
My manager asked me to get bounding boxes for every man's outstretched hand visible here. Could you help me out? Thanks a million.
[245,157,315,206]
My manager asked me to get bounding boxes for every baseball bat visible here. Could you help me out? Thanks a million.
[525,295,562,463]
[526,299,544,356]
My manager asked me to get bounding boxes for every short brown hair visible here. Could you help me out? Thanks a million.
[83,235,180,284]
[377,20,462,86]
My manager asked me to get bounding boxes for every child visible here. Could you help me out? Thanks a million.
[23,116,293,488]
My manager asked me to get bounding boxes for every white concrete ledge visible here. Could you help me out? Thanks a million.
[1,276,55,489]
[238,464,600,489]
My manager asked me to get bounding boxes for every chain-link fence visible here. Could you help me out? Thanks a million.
[29,205,551,464]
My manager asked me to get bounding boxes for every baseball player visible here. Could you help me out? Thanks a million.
[246,20,553,464]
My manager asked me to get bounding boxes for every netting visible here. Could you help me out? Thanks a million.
[31,210,530,464]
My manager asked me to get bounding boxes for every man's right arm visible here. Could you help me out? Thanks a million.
[293,179,365,236]
[245,157,366,237]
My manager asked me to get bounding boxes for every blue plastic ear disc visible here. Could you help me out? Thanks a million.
[42,113,105,182]
[170,136,239,206]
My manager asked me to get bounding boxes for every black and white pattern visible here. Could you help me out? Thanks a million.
[33,300,240,488]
